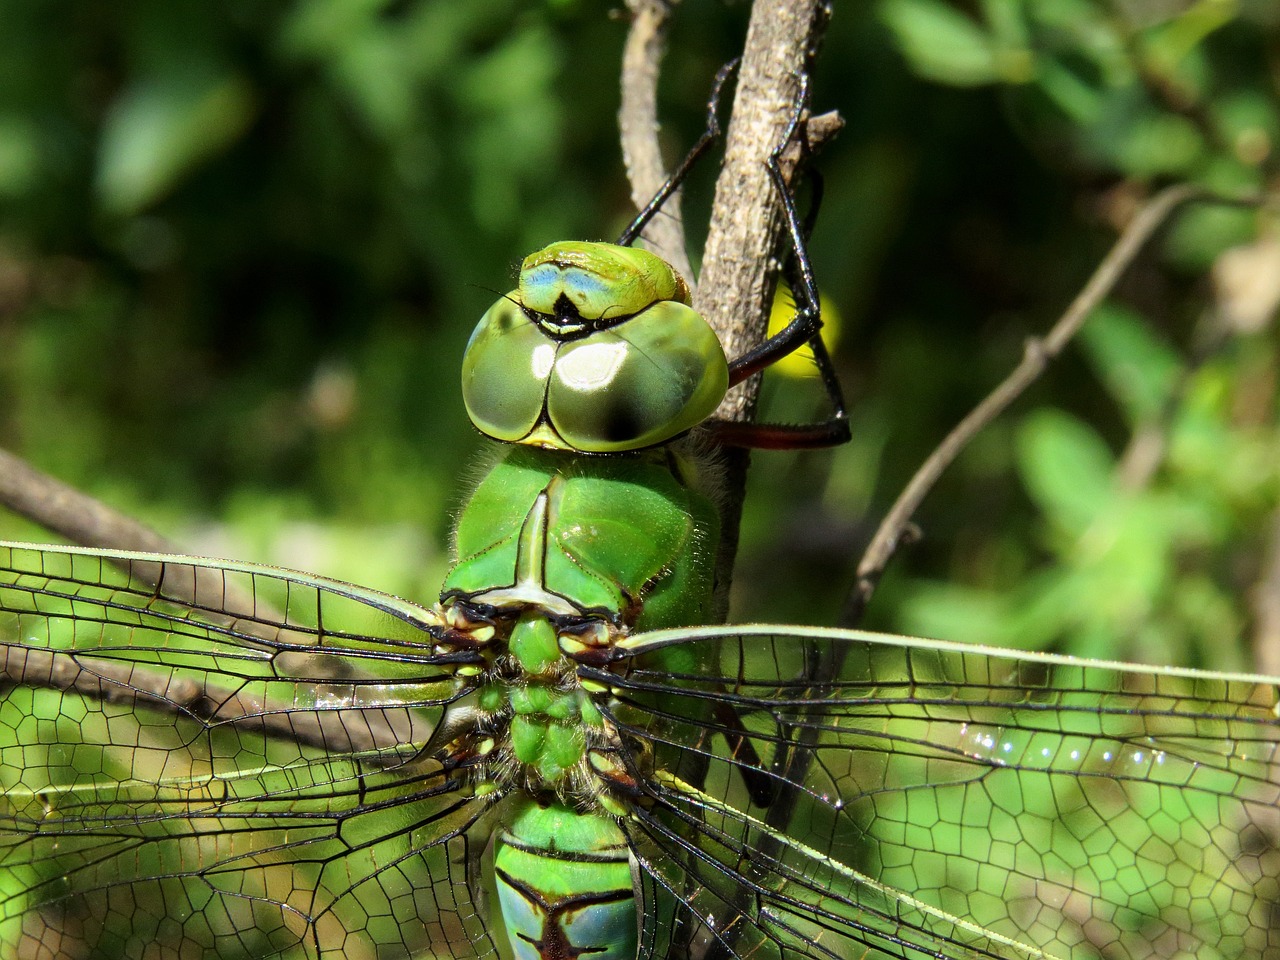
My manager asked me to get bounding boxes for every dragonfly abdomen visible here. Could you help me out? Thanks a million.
[494,800,638,960]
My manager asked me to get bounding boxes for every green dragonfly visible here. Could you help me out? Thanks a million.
[1,86,1279,960]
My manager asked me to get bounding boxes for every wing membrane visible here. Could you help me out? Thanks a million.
[7,546,1279,960]
[607,624,1280,960]
[0,543,495,960]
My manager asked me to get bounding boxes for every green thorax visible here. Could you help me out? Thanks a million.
[442,445,718,633]
[438,444,718,959]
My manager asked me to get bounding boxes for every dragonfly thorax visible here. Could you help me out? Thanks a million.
[428,442,717,812]
[439,447,718,634]
[420,440,719,956]
[432,603,644,810]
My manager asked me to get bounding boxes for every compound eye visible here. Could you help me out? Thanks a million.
[546,300,728,452]
[462,246,723,452]
[461,295,554,443]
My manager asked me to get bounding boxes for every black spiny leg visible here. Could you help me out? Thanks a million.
[707,74,851,450]
[617,59,739,247]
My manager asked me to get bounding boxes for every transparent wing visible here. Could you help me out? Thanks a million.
[604,624,1280,960]
[0,543,496,960]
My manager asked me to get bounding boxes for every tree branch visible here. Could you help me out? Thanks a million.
[0,447,184,555]
[696,1,833,618]
[0,642,425,759]
[696,0,830,409]
[0,446,291,644]
[618,0,834,619]
[840,185,1273,627]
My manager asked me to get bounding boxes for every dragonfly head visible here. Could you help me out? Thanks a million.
[462,241,728,453]
[517,241,692,331]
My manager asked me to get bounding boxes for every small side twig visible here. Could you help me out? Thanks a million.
[840,184,1271,627]
[0,642,419,759]
[620,0,693,283]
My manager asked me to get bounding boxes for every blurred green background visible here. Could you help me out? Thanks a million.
[1,0,1277,671]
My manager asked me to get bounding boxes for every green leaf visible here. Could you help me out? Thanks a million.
[1163,155,1263,270]
[1016,408,1115,536]
[96,69,255,215]
[897,581,1014,647]
[1033,56,1105,124]
[878,0,1000,86]
[978,0,1029,50]
[1077,303,1182,426]
[1212,89,1280,169]
[1107,109,1204,177]
[1138,0,1234,96]
[0,115,40,197]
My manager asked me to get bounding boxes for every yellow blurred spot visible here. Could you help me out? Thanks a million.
[767,283,842,378]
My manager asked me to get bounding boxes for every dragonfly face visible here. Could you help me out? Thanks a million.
[461,241,729,453]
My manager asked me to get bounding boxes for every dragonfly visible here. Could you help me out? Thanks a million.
[1,76,1279,960]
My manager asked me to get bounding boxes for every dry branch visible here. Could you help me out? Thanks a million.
[0,641,422,758]
[0,447,183,555]
[624,0,833,616]
[0,447,291,646]
[840,185,1272,627]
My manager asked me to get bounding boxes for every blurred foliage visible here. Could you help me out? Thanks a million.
[0,0,1278,671]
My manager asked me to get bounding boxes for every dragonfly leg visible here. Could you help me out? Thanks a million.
[714,74,851,450]
[713,700,779,807]
[616,58,739,247]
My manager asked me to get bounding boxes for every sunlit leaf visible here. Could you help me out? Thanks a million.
[1016,408,1115,537]
[0,116,39,198]
[879,0,1000,86]
[1078,303,1182,426]
[1106,109,1204,177]
[96,70,255,215]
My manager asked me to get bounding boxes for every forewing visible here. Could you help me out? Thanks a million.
[605,624,1280,960]
[0,543,497,960]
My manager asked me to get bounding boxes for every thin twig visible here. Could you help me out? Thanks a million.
[840,184,1271,627]
[0,446,291,642]
[0,447,184,555]
[0,642,420,758]
[620,0,692,283]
